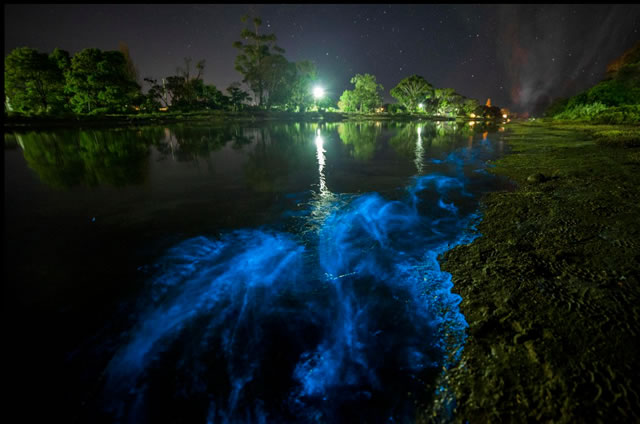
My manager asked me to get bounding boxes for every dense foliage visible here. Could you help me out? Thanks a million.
[5,46,140,115]
[389,75,434,112]
[338,74,384,113]
[5,47,67,114]
[545,41,640,123]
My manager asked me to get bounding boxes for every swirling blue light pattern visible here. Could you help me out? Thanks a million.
[103,129,500,423]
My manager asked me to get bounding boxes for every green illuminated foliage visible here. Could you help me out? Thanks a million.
[4,47,67,114]
[66,48,141,114]
[390,75,434,112]
[339,74,383,113]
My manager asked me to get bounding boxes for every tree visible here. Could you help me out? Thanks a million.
[462,98,480,116]
[447,93,466,116]
[390,75,434,112]
[227,82,251,112]
[49,48,73,111]
[66,48,140,113]
[198,82,228,109]
[338,90,358,112]
[233,15,286,108]
[433,88,457,115]
[317,94,337,111]
[143,57,214,111]
[340,74,384,113]
[352,73,384,113]
[288,60,318,112]
[260,53,295,109]
[49,48,71,74]
[168,57,206,110]
[142,77,166,110]
[5,47,66,114]
[118,42,140,84]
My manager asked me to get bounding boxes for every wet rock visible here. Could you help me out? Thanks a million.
[527,173,547,183]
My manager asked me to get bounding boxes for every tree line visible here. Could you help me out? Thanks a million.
[5,14,503,118]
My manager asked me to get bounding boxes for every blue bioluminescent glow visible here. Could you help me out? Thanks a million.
[101,129,503,423]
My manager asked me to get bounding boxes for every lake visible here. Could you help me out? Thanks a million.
[4,120,510,423]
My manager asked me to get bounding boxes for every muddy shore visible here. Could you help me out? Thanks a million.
[440,121,640,422]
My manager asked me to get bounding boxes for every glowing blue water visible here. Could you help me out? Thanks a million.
[102,133,500,423]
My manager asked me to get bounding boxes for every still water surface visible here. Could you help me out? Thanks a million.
[4,121,509,423]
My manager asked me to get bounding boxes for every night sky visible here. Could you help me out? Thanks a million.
[5,4,640,114]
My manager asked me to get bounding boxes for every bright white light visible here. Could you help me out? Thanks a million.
[418,103,424,108]
[502,114,508,119]
[313,86,325,99]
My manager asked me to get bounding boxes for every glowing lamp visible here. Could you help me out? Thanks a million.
[313,86,325,99]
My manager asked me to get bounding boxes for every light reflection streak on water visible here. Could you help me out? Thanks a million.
[315,129,329,198]
[414,125,425,175]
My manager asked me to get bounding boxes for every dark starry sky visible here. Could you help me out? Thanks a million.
[5,4,640,114]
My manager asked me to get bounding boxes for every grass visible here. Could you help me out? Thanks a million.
[439,120,640,422]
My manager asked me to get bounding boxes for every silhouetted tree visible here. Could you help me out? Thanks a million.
[233,15,286,108]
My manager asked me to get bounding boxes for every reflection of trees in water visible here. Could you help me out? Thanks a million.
[243,123,319,192]
[388,121,500,168]
[389,123,436,158]
[336,122,381,160]
[432,121,469,146]
[153,124,252,162]
[4,133,20,149]
[16,128,162,189]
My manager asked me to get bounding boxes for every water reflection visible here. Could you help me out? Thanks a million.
[243,124,319,193]
[154,124,253,163]
[336,122,381,161]
[6,121,503,192]
[7,129,161,189]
